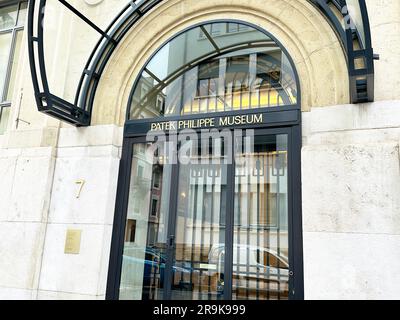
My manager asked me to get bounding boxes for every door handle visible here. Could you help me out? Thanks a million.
[168,235,175,249]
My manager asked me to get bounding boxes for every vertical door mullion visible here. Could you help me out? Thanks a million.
[288,124,304,300]
[256,155,261,299]
[163,152,180,300]
[190,177,199,298]
[106,138,134,300]
[287,127,295,300]
[208,168,215,299]
[224,131,235,300]
[276,146,282,300]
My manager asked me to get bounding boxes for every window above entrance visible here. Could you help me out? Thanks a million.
[128,22,298,120]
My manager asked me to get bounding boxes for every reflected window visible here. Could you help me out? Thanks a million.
[233,134,289,300]
[151,197,159,217]
[152,170,161,189]
[227,23,249,34]
[0,1,28,135]
[125,219,137,243]
[197,60,219,97]
[128,21,298,120]
[120,142,172,300]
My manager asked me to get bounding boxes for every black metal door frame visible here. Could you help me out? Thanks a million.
[106,117,304,300]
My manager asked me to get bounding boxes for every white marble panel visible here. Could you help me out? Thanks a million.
[303,231,400,300]
[38,223,111,296]
[302,142,400,234]
[0,222,45,290]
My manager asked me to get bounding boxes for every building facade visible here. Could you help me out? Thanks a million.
[0,0,399,300]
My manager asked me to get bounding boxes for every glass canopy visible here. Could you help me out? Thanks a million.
[128,22,298,120]
[27,0,375,126]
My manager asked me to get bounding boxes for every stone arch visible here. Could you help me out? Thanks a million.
[92,0,349,126]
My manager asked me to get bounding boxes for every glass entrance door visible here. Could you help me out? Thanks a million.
[233,133,289,300]
[118,141,173,300]
[116,130,293,300]
[169,137,228,300]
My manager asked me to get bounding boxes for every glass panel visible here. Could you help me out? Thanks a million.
[170,137,228,300]
[16,1,28,27]
[0,4,18,30]
[206,22,270,49]
[0,32,12,101]
[147,27,216,81]
[119,142,172,300]
[233,134,289,300]
[41,0,127,105]
[346,0,366,48]
[6,30,23,101]
[0,107,11,134]
[129,22,298,119]
[42,1,99,103]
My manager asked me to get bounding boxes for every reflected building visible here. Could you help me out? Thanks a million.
[130,22,297,119]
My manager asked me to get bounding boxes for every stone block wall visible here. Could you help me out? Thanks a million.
[302,102,400,299]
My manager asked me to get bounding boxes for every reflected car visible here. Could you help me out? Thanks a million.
[121,246,195,295]
[208,244,290,299]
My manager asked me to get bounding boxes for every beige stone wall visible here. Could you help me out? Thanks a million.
[302,101,400,299]
[366,0,400,102]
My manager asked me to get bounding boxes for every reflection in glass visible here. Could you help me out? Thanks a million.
[0,1,28,136]
[0,2,27,103]
[6,30,23,101]
[0,32,12,99]
[171,138,227,300]
[119,143,172,300]
[0,107,10,135]
[41,0,126,103]
[16,1,28,27]
[0,4,18,30]
[118,133,292,300]
[346,0,366,48]
[129,22,298,119]
[233,134,289,300]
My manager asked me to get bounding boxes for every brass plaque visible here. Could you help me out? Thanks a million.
[64,229,82,254]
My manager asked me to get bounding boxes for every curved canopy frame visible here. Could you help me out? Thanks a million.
[27,0,376,127]
[310,0,377,103]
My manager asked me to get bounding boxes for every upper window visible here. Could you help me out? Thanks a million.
[0,0,27,134]
[128,21,298,120]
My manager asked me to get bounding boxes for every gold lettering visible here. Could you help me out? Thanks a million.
[219,117,228,126]
[151,121,178,131]
[152,114,262,131]
[177,118,216,129]
[218,113,264,127]
[254,114,263,124]
[179,120,189,129]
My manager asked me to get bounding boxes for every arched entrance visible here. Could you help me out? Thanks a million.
[106,20,303,300]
